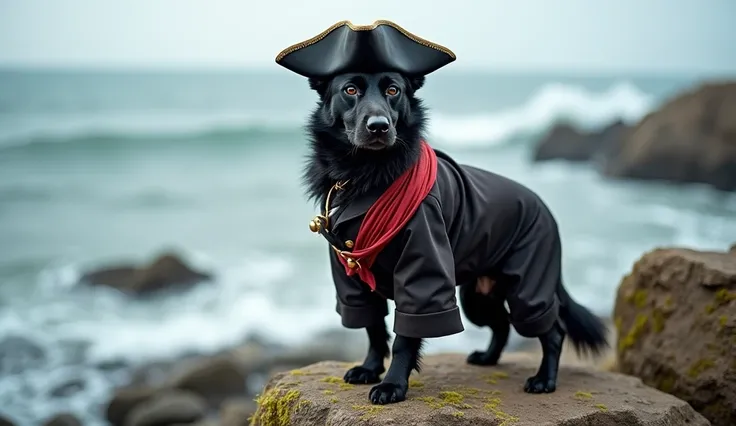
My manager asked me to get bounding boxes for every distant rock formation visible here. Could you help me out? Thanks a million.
[531,81,736,192]
[249,353,708,425]
[614,246,736,426]
[603,82,736,191]
[532,119,630,164]
[79,251,212,296]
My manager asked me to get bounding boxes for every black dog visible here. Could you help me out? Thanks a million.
[301,71,608,405]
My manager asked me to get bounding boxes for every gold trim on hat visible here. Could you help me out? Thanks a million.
[275,19,456,63]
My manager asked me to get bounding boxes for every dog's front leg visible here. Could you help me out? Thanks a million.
[369,334,423,405]
[344,321,390,384]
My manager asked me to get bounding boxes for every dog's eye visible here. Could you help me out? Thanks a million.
[344,85,358,96]
[385,86,400,96]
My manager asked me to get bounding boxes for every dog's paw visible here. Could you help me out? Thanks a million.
[523,375,557,394]
[344,366,382,384]
[466,351,500,366]
[369,381,407,405]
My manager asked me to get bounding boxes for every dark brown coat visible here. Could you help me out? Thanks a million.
[326,149,563,339]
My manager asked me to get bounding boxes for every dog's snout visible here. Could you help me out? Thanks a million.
[366,116,390,133]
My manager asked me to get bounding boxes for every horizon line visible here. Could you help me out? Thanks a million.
[1,63,735,80]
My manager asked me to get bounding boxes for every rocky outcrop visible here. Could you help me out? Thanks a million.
[0,335,46,375]
[167,355,248,406]
[614,247,736,426]
[41,413,82,426]
[104,329,369,426]
[533,120,630,163]
[249,353,708,426]
[79,251,212,296]
[603,82,736,191]
[123,390,208,426]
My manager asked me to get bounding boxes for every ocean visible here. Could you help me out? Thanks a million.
[1,69,735,424]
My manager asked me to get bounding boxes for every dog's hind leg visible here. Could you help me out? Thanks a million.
[369,334,423,405]
[460,282,510,366]
[524,320,565,393]
[344,321,390,384]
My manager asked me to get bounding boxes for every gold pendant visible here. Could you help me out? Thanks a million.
[346,257,358,269]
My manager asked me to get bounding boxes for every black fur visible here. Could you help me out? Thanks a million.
[460,280,608,394]
[459,283,510,366]
[558,285,609,356]
[302,72,427,206]
[301,71,608,405]
[343,322,389,385]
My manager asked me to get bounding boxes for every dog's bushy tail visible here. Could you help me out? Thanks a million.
[558,286,609,357]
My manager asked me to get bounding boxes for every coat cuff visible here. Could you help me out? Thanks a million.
[336,301,388,329]
[393,306,464,338]
[511,297,559,337]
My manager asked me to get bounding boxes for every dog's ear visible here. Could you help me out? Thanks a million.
[308,78,329,97]
[409,76,425,92]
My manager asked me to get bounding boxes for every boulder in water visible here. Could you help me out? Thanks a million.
[80,251,212,296]
[123,390,207,426]
[0,335,46,375]
[532,119,630,163]
[41,413,82,426]
[603,81,736,191]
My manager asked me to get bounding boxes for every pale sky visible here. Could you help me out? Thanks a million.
[1,0,735,74]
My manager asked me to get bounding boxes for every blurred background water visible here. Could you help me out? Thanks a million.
[2,0,736,424]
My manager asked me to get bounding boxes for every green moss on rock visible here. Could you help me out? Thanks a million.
[573,391,593,400]
[652,308,667,333]
[715,289,736,304]
[249,388,302,426]
[409,378,424,389]
[619,314,649,351]
[351,404,386,420]
[626,289,649,309]
[483,396,519,425]
[687,358,715,378]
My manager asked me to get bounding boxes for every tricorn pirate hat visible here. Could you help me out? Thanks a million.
[275,20,456,79]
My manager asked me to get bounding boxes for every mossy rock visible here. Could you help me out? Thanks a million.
[248,353,708,425]
[613,247,736,426]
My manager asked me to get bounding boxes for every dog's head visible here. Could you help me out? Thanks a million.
[307,72,427,151]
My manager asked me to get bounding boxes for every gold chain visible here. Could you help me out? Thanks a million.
[307,180,360,270]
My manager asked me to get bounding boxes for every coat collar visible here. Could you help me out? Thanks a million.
[330,188,382,231]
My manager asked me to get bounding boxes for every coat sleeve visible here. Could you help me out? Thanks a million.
[330,246,388,328]
[392,194,464,338]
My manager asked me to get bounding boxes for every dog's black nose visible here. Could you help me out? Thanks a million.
[366,116,390,133]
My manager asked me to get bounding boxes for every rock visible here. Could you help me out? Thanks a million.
[80,251,212,296]
[49,378,85,398]
[41,413,82,426]
[0,335,46,375]
[613,247,736,426]
[123,390,207,426]
[220,397,258,426]
[0,415,16,426]
[106,386,160,426]
[603,81,736,191]
[532,120,630,163]
[248,353,708,426]
[168,355,248,407]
